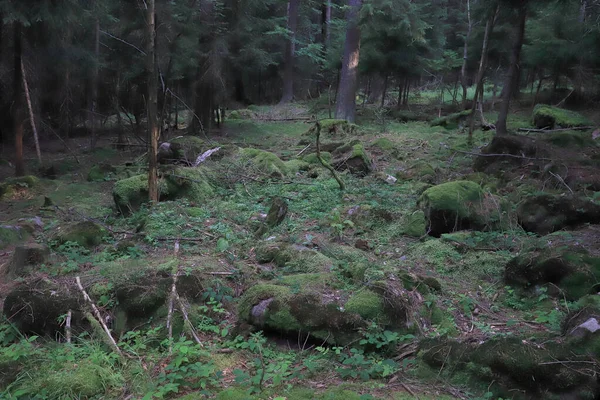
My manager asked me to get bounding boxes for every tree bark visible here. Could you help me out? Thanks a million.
[461,0,472,109]
[335,0,363,123]
[468,4,499,139]
[13,23,25,177]
[90,10,100,149]
[147,0,160,202]
[495,2,527,136]
[280,0,300,103]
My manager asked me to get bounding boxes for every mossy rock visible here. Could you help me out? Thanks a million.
[418,181,486,236]
[255,242,335,273]
[3,243,49,278]
[163,166,214,202]
[332,143,373,177]
[345,289,386,321]
[239,148,289,178]
[0,225,30,249]
[54,221,106,248]
[115,276,171,320]
[170,136,206,161]
[113,175,152,214]
[430,110,472,129]
[3,279,86,336]
[0,176,39,199]
[238,282,365,345]
[517,193,600,235]
[505,248,600,301]
[371,138,402,159]
[284,159,311,174]
[532,104,592,129]
[318,119,358,137]
[228,109,256,120]
[87,163,117,182]
[303,152,332,165]
[399,161,437,183]
[403,210,426,237]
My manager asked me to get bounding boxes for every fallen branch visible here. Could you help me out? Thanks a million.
[65,310,72,344]
[548,171,574,194]
[21,60,42,166]
[175,292,203,347]
[296,144,311,157]
[456,150,553,161]
[75,276,122,355]
[193,147,221,166]
[518,126,594,133]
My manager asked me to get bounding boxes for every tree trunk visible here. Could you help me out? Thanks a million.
[579,0,587,23]
[495,2,527,136]
[115,74,126,150]
[461,0,472,109]
[381,75,388,108]
[147,0,160,202]
[280,0,300,103]
[468,5,499,139]
[335,0,363,123]
[13,23,25,177]
[90,11,100,149]
[322,0,332,50]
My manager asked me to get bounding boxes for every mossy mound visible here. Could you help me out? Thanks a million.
[54,221,106,248]
[319,119,358,137]
[239,281,384,345]
[399,161,437,183]
[420,336,600,399]
[332,143,373,177]
[170,136,206,161]
[345,289,385,321]
[255,242,335,273]
[0,176,39,199]
[303,152,332,165]
[473,135,544,175]
[403,210,427,237]
[239,148,289,178]
[284,159,311,174]
[371,138,402,159]
[430,110,471,129]
[228,109,256,120]
[113,175,153,214]
[418,181,501,236]
[517,193,600,235]
[0,225,30,249]
[532,104,592,129]
[505,248,600,301]
[3,279,86,336]
[3,243,49,278]
[87,163,117,182]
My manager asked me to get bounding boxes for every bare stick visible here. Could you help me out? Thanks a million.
[21,60,42,166]
[175,292,203,347]
[65,310,72,344]
[518,126,594,133]
[167,241,179,354]
[315,121,345,190]
[75,276,122,355]
[548,171,574,194]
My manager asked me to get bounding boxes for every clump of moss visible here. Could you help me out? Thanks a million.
[255,242,335,273]
[332,143,372,176]
[430,110,472,128]
[399,161,437,183]
[318,119,358,136]
[87,163,117,182]
[240,148,289,177]
[228,109,256,120]
[113,175,152,214]
[403,210,426,237]
[345,290,385,321]
[418,181,487,236]
[532,104,592,129]
[303,152,332,164]
[164,166,213,201]
[285,159,311,174]
[0,226,29,249]
[54,221,106,248]
[170,135,206,161]
[0,175,39,198]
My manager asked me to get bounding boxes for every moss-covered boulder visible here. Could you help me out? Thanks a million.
[113,168,213,214]
[418,181,493,236]
[505,248,600,301]
[255,242,335,273]
[239,281,388,345]
[3,244,49,278]
[228,109,256,120]
[332,143,373,177]
[170,136,206,162]
[371,138,402,159]
[399,161,437,183]
[3,279,86,336]
[532,104,592,129]
[430,110,472,129]
[517,193,600,235]
[54,221,106,248]
[403,210,427,237]
[240,148,289,178]
[0,176,39,199]
[419,336,600,399]
[303,151,332,165]
[87,163,117,182]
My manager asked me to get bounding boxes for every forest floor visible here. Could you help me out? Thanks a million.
[0,97,599,400]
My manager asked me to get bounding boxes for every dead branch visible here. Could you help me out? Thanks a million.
[21,60,42,166]
[519,126,594,133]
[456,150,553,161]
[175,292,203,347]
[75,276,122,356]
[65,310,72,344]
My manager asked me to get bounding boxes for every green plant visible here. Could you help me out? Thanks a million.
[359,323,415,353]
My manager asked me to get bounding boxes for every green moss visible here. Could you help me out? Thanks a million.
[319,119,358,136]
[372,138,396,151]
[532,104,592,129]
[185,207,210,218]
[55,221,106,248]
[170,136,205,160]
[420,181,483,217]
[238,284,293,318]
[0,226,28,249]
[430,110,472,128]
[285,159,311,173]
[345,289,385,320]
[240,147,289,177]
[164,166,213,201]
[404,210,426,237]
[409,240,462,272]
[303,152,332,164]
[227,109,256,120]
[255,242,335,273]
[87,164,117,182]
[113,175,151,214]
[351,144,371,163]
[402,161,436,182]
[0,175,39,198]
